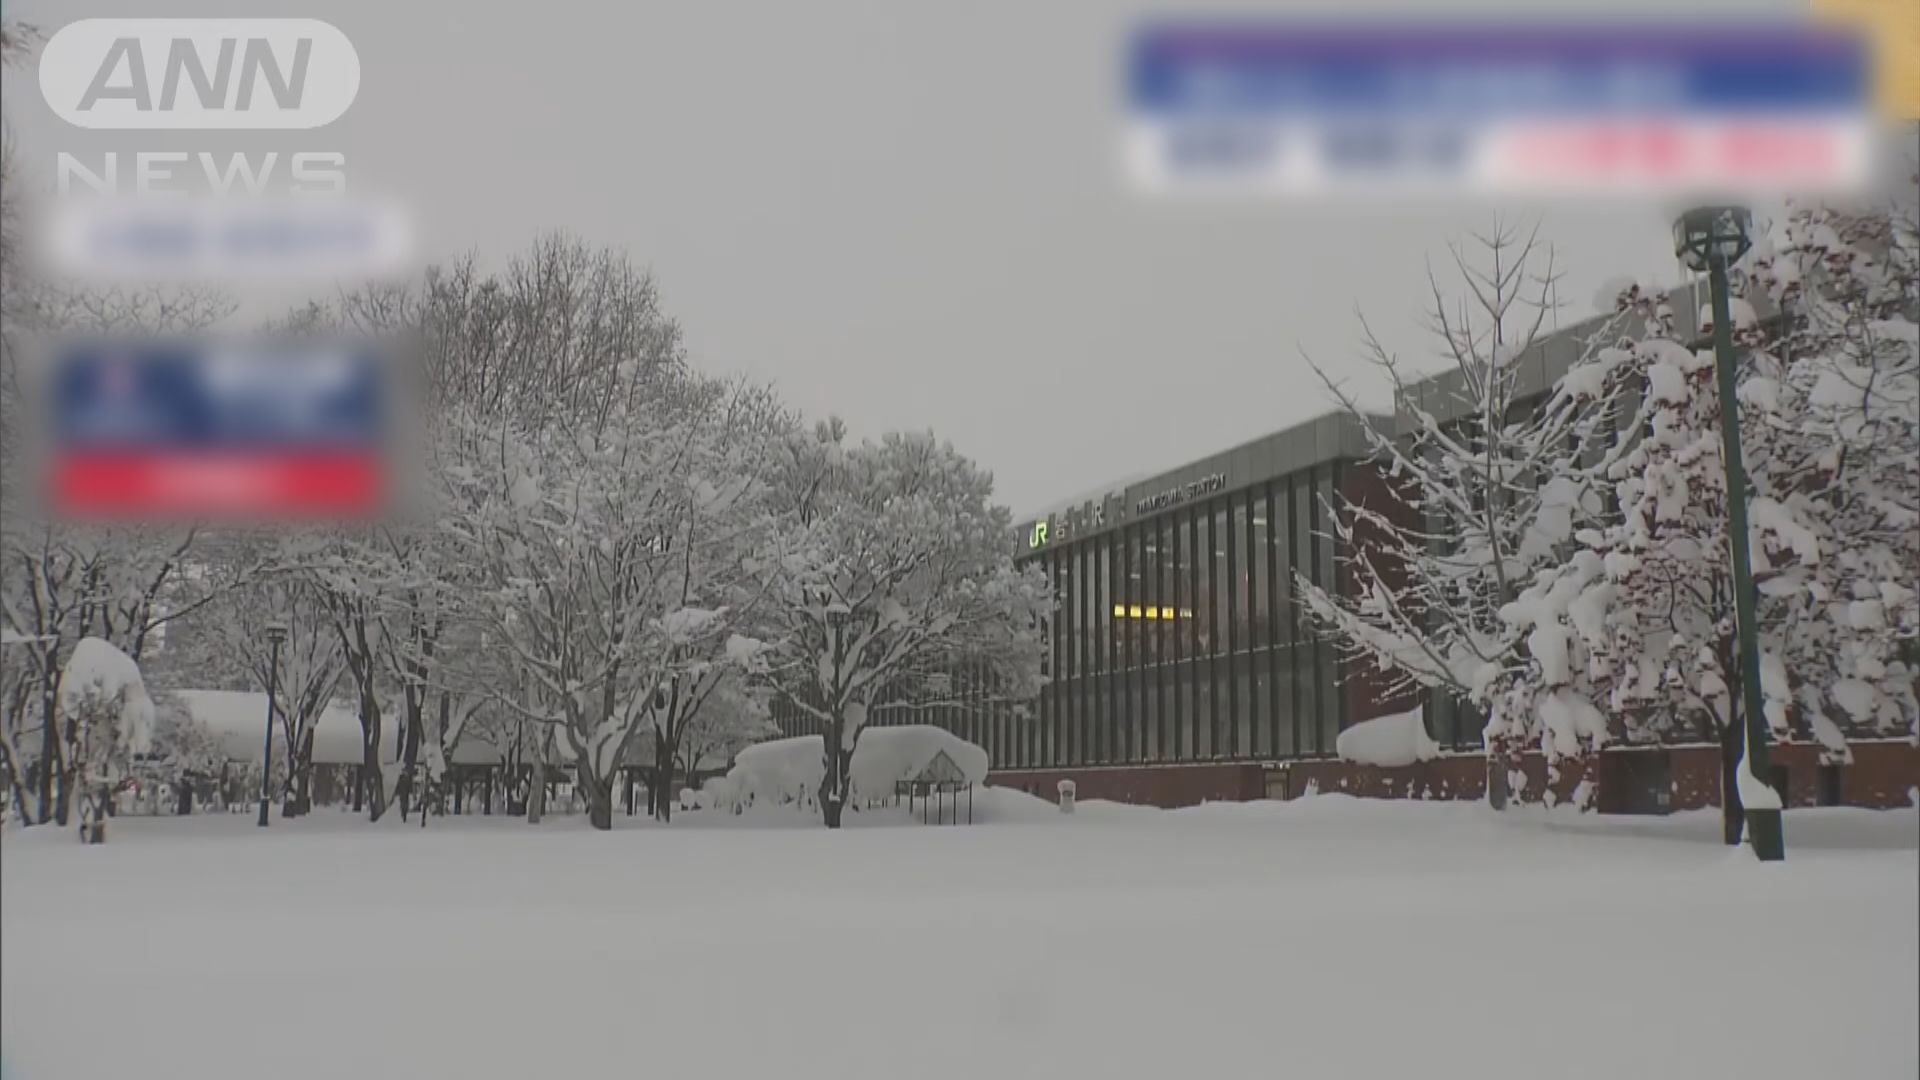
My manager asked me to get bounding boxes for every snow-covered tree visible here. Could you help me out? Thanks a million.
[142,692,230,815]
[0,40,238,822]
[58,637,155,842]
[1494,187,1917,826]
[305,537,395,818]
[629,381,788,822]
[440,365,779,829]
[258,239,658,823]
[1295,224,1635,802]
[1740,194,1919,748]
[674,670,777,798]
[758,425,1048,828]
[0,282,235,824]
[156,574,348,817]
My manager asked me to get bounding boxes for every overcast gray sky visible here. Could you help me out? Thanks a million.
[2,0,1803,513]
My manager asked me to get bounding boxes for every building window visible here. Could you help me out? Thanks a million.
[1196,505,1216,758]
[1185,505,1203,762]
[1141,518,1162,761]
[1171,506,1188,762]
[1070,542,1085,765]
[1290,475,1314,753]
[1121,524,1138,764]
[1105,532,1121,764]
[1316,466,1341,750]
[1231,492,1251,759]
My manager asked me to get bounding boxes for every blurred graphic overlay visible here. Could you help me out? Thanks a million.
[23,337,410,522]
[1125,16,1890,200]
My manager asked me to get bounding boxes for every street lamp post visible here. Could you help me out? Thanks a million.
[259,621,289,828]
[824,599,851,824]
[1673,205,1784,862]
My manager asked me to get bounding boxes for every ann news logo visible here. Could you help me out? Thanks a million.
[32,19,408,279]
[39,19,359,130]
[38,19,359,197]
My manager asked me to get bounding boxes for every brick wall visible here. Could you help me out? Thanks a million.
[988,740,1917,811]
[1666,740,1918,811]
[984,763,1265,808]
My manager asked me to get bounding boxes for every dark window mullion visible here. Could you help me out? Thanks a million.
[1264,482,1282,757]
[1141,521,1153,764]
[1204,504,1219,759]
[1074,542,1086,766]
[1225,493,1240,759]
[1186,506,1200,762]
[1170,507,1185,762]
[1157,514,1171,762]
[1287,474,1303,757]
[1307,466,1326,756]
[1121,524,1135,764]
[1113,530,1121,764]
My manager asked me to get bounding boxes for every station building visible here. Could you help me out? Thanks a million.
[945,282,1914,810]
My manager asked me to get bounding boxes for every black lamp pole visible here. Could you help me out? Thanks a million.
[825,598,850,820]
[1674,206,1784,862]
[258,622,288,828]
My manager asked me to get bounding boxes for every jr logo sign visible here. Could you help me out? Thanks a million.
[38,19,361,130]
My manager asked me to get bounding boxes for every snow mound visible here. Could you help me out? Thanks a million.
[59,637,155,756]
[1335,706,1438,768]
[724,726,990,809]
[727,736,825,807]
[850,725,989,793]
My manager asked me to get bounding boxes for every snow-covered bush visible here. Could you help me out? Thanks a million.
[140,692,229,809]
[58,638,155,842]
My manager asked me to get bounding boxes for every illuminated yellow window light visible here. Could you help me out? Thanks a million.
[1144,607,1160,619]
[1112,604,1125,618]
[1128,605,1143,618]
[1161,606,1176,619]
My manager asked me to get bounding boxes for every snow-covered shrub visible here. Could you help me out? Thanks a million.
[58,638,155,842]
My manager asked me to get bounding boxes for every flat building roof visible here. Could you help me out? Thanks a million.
[1014,280,1712,550]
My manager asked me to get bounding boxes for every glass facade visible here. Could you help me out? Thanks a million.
[769,464,1356,773]
[985,464,1346,771]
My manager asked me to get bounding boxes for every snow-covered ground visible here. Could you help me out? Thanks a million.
[3,794,1915,1080]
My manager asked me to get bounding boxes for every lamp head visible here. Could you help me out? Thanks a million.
[1673,206,1753,271]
